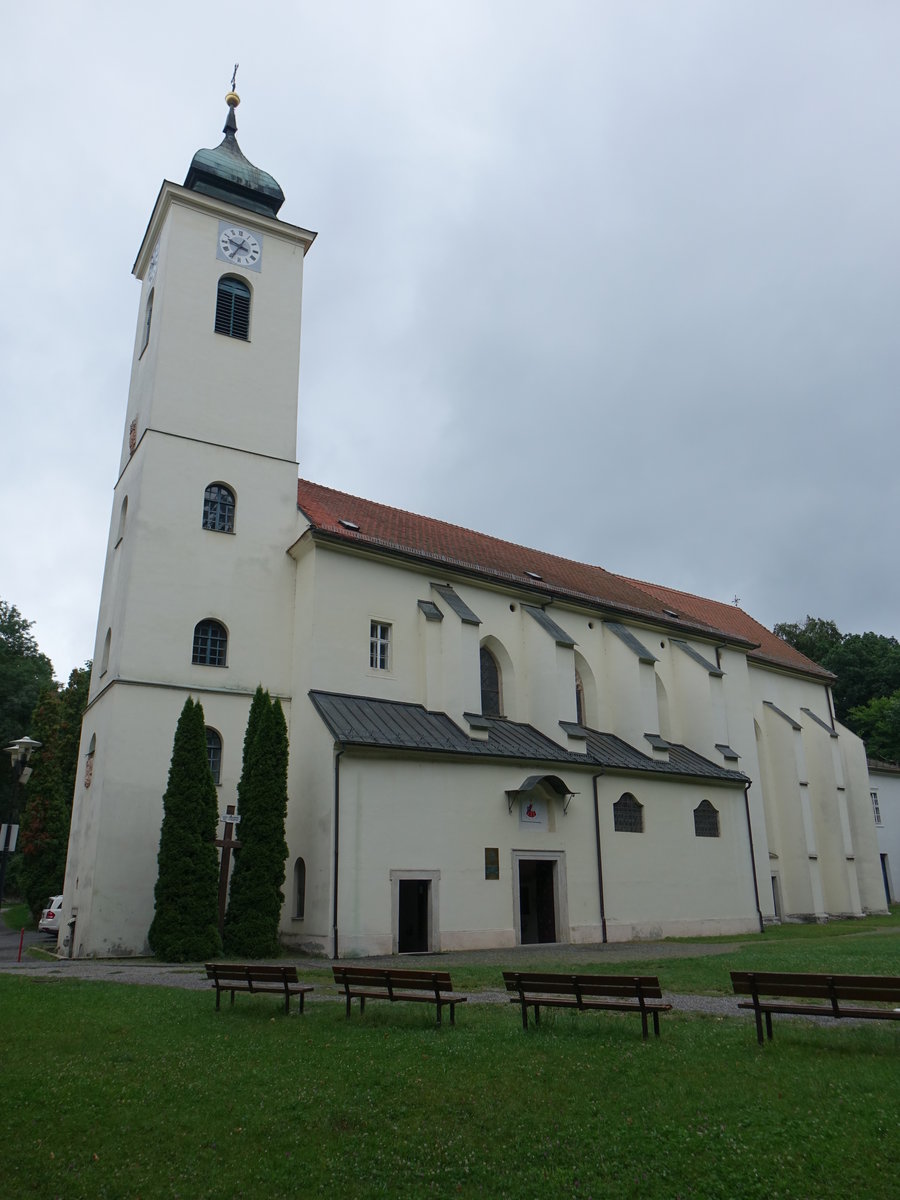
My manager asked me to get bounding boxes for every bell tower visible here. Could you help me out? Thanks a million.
[60,93,316,958]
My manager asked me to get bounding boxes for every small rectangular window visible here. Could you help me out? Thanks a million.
[484,848,499,880]
[871,791,882,825]
[369,621,391,670]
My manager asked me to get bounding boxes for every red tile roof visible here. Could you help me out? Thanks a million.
[296,479,833,681]
[617,576,833,680]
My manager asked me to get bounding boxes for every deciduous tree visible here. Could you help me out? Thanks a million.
[0,600,54,820]
[15,666,90,917]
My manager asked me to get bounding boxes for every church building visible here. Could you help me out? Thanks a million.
[59,96,887,958]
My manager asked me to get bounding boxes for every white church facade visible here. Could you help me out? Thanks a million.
[59,97,887,959]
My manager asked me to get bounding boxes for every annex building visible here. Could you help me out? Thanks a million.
[59,97,887,958]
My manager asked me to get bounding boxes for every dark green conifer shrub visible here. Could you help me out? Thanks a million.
[223,688,289,957]
[148,697,222,961]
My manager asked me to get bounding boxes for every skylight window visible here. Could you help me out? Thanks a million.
[524,570,543,581]
[339,519,360,531]
[663,608,679,618]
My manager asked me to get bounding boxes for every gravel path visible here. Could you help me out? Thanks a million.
[0,942,748,1017]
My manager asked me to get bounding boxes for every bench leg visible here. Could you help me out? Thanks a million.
[533,1004,540,1027]
[449,1003,455,1027]
[436,1003,442,1027]
[298,992,305,1015]
[652,1011,660,1038]
[765,1012,773,1041]
[214,986,221,1011]
[284,993,290,1016]
[230,989,235,1008]
[640,1011,649,1040]
[360,996,365,1017]
[752,1004,764,1045]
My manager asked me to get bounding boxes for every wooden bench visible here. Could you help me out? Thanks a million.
[205,963,314,1015]
[503,971,672,1038]
[731,970,900,1044]
[332,965,468,1026]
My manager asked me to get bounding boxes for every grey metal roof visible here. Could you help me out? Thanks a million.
[800,707,838,737]
[605,621,657,663]
[417,599,443,621]
[715,743,741,761]
[763,700,802,731]
[431,583,481,625]
[523,604,576,647]
[644,733,671,751]
[311,691,747,784]
[671,638,723,676]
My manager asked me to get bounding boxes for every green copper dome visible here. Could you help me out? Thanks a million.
[184,99,285,218]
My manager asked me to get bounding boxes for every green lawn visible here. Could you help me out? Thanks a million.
[381,909,900,995]
[1,901,35,931]
[3,944,899,1199]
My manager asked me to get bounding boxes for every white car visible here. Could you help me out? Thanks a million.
[38,895,63,935]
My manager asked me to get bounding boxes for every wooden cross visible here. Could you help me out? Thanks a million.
[215,803,241,937]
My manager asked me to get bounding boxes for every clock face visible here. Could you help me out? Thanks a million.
[217,223,262,270]
[147,241,160,285]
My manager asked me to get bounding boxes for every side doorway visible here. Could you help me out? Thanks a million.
[390,869,440,954]
[512,851,568,945]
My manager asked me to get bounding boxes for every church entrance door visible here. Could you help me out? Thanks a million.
[518,859,557,944]
[398,878,430,953]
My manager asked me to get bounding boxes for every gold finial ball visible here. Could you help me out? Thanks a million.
[226,91,240,108]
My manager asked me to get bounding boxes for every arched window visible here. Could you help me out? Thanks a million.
[293,857,306,920]
[214,276,251,340]
[575,670,585,725]
[192,619,228,667]
[206,728,222,785]
[480,646,502,716]
[202,483,236,533]
[116,495,128,545]
[694,800,720,838]
[100,628,111,676]
[84,733,96,789]
[614,792,644,833]
[141,288,154,353]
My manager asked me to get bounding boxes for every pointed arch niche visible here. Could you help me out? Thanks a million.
[573,651,597,727]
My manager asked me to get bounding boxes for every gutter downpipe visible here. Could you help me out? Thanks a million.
[743,780,765,934]
[591,771,608,943]
[331,746,344,960]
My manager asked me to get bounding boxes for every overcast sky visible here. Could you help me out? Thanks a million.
[3,2,899,682]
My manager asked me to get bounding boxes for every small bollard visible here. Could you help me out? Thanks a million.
[17,927,24,962]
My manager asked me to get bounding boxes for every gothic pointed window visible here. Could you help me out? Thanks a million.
[203,483,236,533]
[192,619,228,667]
[575,670,585,725]
[293,857,306,919]
[480,646,502,716]
[694,800,720,838]
[206,727,222,785]
[214,276,251,339]
[141,289,154,354]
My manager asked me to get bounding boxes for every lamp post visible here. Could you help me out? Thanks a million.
[1,736,42,909]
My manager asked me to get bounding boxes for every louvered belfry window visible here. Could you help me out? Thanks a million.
[214,276,251,340]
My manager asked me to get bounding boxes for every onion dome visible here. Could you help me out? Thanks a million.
[184,92,285,218]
